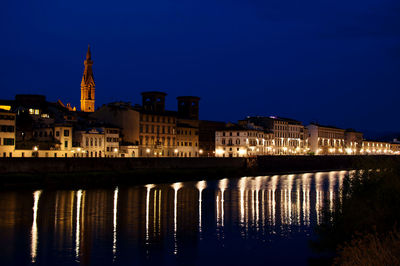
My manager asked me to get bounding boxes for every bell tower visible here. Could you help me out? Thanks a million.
[80,45,95,112]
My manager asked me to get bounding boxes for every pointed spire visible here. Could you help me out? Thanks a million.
[86,44,91,60]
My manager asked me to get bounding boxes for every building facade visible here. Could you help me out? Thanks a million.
[0,111,16,157]
[215,125,267,157]
[244,116,308,154]
[307,123,346,155]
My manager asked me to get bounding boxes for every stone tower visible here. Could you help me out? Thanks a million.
[80,45,95,112]
[177,96,200,120]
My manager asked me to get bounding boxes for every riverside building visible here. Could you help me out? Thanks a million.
[0,110,16,157]
[306,123,346,155]
[243,116,309,154]
[215,123,267,157]
[361,140,392,155]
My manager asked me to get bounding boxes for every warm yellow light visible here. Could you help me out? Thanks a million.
[33,146,38,151]
[113,148,118,153]
[174,149,178,153]
[239,149,246,155]
[0,105,11,111]
[146,148,151,153]
[199,149,203,154]
[216,149,224,155]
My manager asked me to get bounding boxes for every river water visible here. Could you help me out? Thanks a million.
[0,170,349,266]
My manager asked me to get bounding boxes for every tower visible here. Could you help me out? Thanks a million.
[80,45,95,112]
[141,91,167,113]
[177,96,200,120]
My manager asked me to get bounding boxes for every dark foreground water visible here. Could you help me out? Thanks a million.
[0,171,349,266]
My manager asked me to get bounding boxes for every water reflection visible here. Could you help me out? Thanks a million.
[0,171,350,265]
[31,190,41,263]
[113,187,118,261]
[196,181,207,238]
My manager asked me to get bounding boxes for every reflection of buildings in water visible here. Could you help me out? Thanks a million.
[237,176,250,237]
[145,184,155,244]
[328,172,337,213]
[196,181,207,237]
[31,190,42,263]
[75,190,83,261]
[113,187,118,261]
[0,170,351,264]
[269,175,278,227]
[315,172,324,225]
[295,177,301,226]
[171,182,182,255]
[301,173,311,226]
[218,178,228,228]
[280,175,294,226]
[339,170,346,203]
[53,191,75,255]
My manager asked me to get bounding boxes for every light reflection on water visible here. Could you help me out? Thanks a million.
[0,170,349,265]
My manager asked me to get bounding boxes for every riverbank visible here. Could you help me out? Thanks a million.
[0,155,398,188]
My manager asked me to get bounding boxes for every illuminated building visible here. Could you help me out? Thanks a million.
[344,129,363,154]
[137,92,177,157]
[243,116,308,155]
[307,123,346,155]
[92,102,140,145]
[176,123,199,157]
[104,127,120,157]
[390,142,400,154]
[80,45,95,112]
[215,123,267,157]
[361,140,392,155]
[176,96,200,157]
[74,128,105,157]
[198,120,226,157]
[0,110,16,157]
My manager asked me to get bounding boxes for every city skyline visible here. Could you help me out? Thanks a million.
[1,0,399,136]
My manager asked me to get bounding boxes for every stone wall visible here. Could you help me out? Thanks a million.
[0,155,397,175]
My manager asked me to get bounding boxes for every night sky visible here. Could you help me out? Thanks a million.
[1,0,399,134]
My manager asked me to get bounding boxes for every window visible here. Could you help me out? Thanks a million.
[56,131,60,137]
[0,126,14,132]
[86,137,89,146]
[64,130,69,137]
[64,141,68,148]
[3,138,14,145]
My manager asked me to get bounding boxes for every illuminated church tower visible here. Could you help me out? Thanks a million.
[80,45,95,112]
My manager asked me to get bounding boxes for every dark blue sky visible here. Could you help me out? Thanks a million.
[1,0,399,133]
